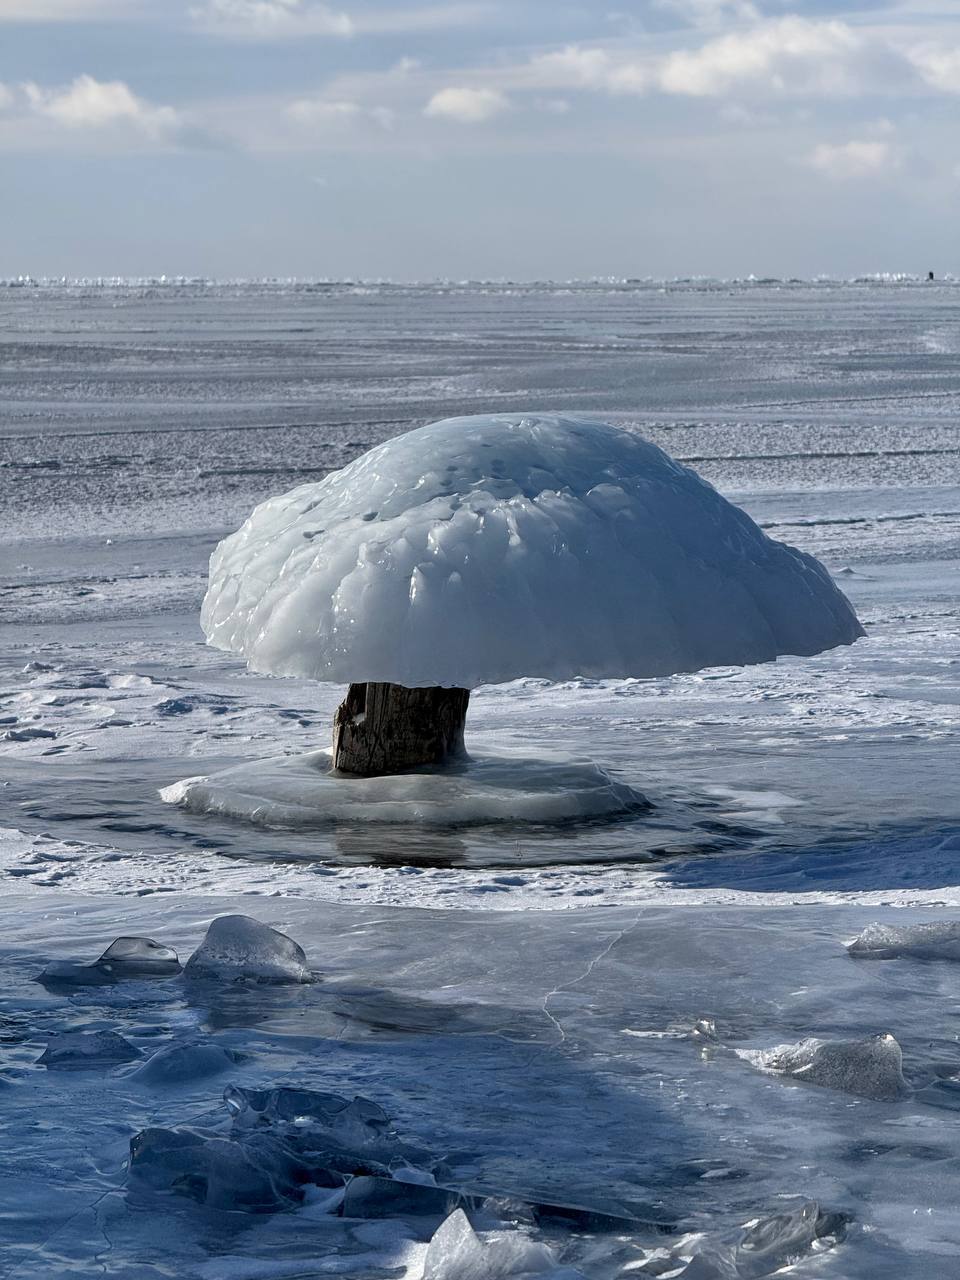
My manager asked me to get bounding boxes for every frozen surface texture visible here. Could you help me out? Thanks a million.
[163,750,648,827]
[848,920,960,960]
[200,414,863,687]
[183,914,311,983]
[744,1034,907,1101]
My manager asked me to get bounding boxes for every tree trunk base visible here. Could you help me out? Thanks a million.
[332,682,470,777]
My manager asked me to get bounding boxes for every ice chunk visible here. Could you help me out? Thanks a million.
[184,915,311,983]
[128,1126,332,1212]
[97,935,181,975]
[39,1028,141,1068]
[163,750,648,827]
[847,920,960,961]
[341,1175,464,1221]
[131,1041,240,1084]
[201,413,863,688]
[423,1209,575,1280]
[224,1085,388,1136]
[224,1085,408,1175]
[674,1198,848,1278]
[744,1034,907,1101]
[37,935,180,986]
[37,960,115,987]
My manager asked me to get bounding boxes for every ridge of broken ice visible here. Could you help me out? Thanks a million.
[184,914,312,983]
[201,413,863,687]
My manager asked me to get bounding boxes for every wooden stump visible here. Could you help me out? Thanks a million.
[332,682,470,777]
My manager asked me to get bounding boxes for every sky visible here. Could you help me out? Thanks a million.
[0,0,958,278]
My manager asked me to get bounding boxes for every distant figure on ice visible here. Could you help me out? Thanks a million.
[928,271,935,281]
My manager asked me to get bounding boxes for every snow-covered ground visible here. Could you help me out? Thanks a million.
[1,279,959,1277]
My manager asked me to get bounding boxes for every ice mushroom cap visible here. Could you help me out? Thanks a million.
[201,413,864,688]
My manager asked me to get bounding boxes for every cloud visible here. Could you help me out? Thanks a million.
[190,0,491,40]
[288,98,360,124]
[526,44,650,94]
[424,86,508,123]
[287,96,395,130]
[190,0,352,38]
[19,75,182,140]
[657,17,869,97]
[655,0,760,29]
[522,17,956,103]
[0,0,135,18]
[911,45,960,94]
[807,138,900,179]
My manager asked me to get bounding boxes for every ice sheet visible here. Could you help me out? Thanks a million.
[163,750,649,827]
[1,891,960,1276]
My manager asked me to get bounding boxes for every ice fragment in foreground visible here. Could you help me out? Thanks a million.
[848,920,960,961]
[128,1126,330,1211]
[423,1208,581,1280]
[184,914,311,983]
[131,1040,240,1084]
[39,1028,141,1068]
[224,1085,407,1174]
[341,1175,465,1221]
[37,935,180,986]
[744,1034,907,1101]
[97,935,181,975]
[672,1197,848,1278]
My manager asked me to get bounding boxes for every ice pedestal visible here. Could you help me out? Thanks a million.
[161,750,648,827]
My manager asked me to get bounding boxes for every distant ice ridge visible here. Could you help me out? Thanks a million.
[201,413,862,688]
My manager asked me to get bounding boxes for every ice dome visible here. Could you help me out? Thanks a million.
[201,413,863,688]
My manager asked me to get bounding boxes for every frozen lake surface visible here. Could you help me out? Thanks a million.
[1,279,959,1276]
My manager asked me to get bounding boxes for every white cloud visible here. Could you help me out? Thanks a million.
[655,0,759,29]
[424,86,508,123]
[658,17,867,97]
[288,98,361,125]
[807,138,900,179]
[287,97,395,131]
[521,18,951,104]
[190,0,491,40]
[0,0,135,18]
[911,45,960,94]
[190,0,352,37]
[21,75,181,139]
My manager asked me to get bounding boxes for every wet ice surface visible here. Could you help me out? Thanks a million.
[2,280,960,1276]
[3,895,960,1276]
